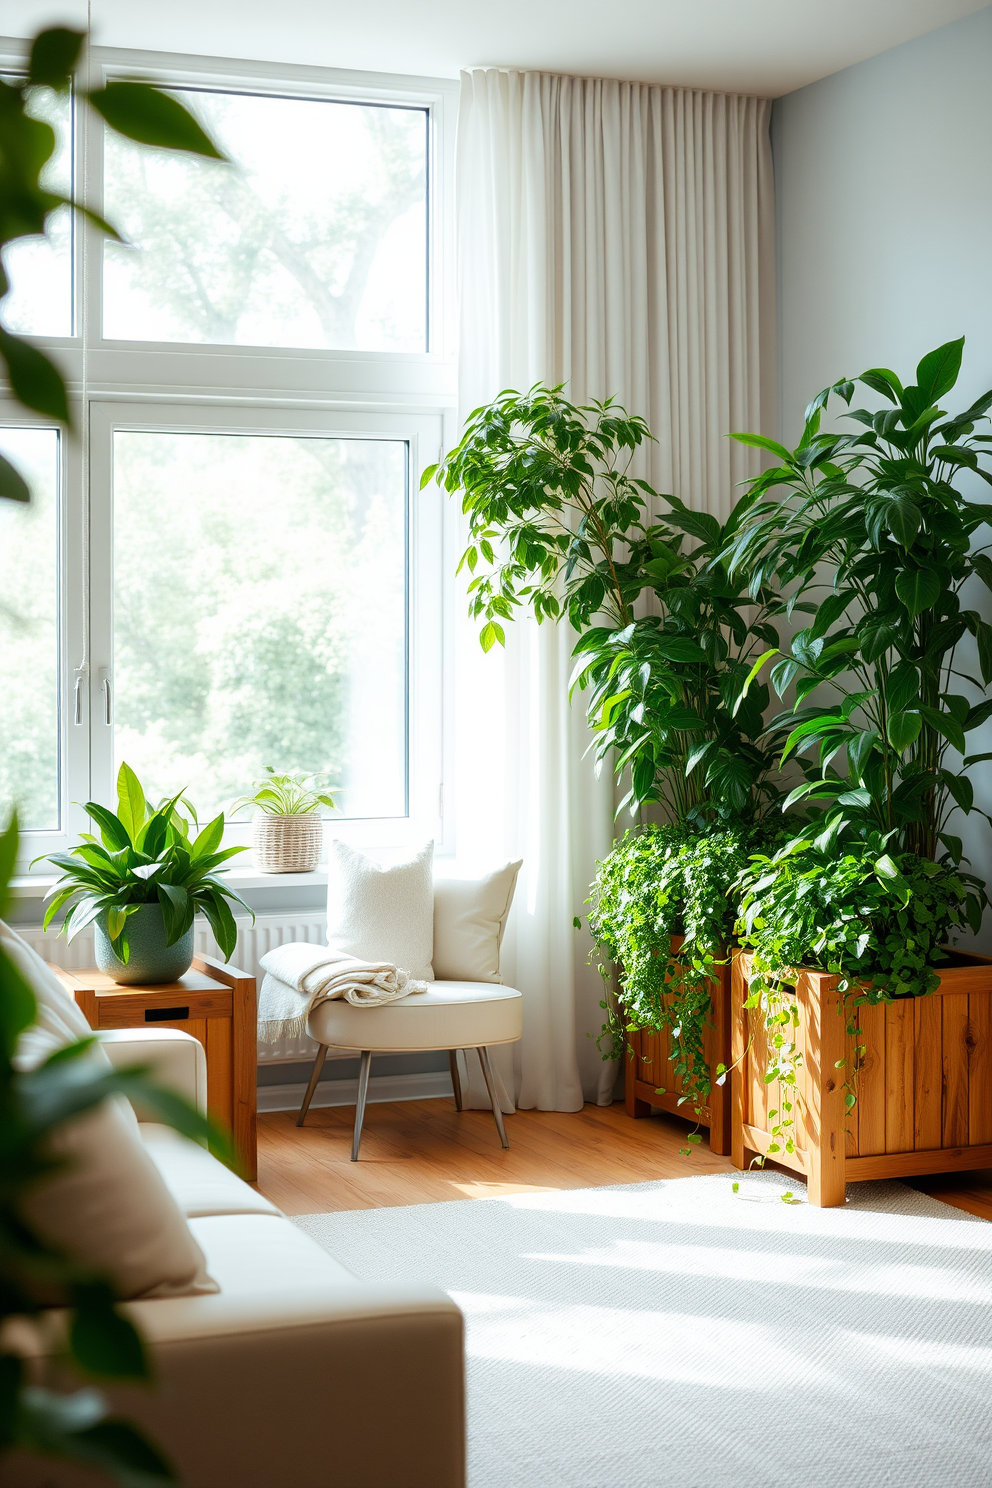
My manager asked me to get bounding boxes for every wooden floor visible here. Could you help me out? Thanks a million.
[256,1094,992,1220]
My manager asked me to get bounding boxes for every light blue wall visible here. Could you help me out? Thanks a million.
[773,5,992,439]
[773,5,992,945]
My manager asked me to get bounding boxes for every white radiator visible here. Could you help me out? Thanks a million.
[17,911,327,1064]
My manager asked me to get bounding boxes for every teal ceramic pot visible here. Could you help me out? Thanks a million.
[95,903,194,986]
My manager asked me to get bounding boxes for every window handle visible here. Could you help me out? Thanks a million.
[100,670,113,727]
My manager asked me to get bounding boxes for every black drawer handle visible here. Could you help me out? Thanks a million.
[145,1006,189,1022]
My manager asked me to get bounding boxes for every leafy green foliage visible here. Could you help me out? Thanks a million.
[737,834,981,999]
[587,819,793,1119]
[42,763,252,963]
[0,815,226,1484]
[427,384,785,819]
[726,336,992,864]
[0,27,227,493]
[230,767,338,817]
[734,833,982,1157]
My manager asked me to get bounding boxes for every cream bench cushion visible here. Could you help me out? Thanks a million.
[307,978,523,1051]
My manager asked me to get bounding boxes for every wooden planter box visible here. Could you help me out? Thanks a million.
[624,937,731,1155]
[731,948,992,1206]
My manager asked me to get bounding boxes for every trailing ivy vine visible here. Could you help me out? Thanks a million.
[588,819,793,1126]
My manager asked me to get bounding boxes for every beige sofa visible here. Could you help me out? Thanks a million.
[13,1026,465,1488]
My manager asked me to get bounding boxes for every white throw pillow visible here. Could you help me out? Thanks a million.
[432,860,522,983]
[2,921,218,1303]
[325,840,435,981]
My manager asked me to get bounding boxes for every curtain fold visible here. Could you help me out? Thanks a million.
[452,68,774,1113]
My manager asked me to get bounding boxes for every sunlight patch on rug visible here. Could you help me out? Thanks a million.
[294,1170,992,1488]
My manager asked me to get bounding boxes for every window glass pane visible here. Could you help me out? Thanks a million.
[103,92,428,353]
[0,83,72,337]
[0,428,61,830]
[112,430,408,822]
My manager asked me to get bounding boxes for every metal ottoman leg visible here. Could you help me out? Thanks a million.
[477,1046,509,1149]
[296,1044,328,1127]
[448,1049,464,1111]
[351,1050,373,1161]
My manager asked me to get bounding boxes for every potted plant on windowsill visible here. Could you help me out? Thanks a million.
[230,769,338,874]
[725,337,992,1204]
[426,385,790,1154]
[42,762,252,985]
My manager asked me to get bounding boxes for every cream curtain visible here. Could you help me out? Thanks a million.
[451,69,775,1113]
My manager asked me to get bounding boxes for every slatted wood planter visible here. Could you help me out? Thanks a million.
[731,948,992,1206]
[624,937,731,1155]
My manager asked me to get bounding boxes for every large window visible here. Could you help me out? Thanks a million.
[111,429,409,820]
[0,47,455,868]
[103,91,429,352]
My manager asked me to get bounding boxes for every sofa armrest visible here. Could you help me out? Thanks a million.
[98,1027,208,1120]
[7,1215,466,1488]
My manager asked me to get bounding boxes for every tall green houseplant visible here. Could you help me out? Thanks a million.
[426,384,789,1127]
[725,339,991,1173]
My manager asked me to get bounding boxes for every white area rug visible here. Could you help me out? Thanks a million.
[294,1172,992,1488]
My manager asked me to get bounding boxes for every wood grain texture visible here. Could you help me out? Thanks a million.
[914,995,943,1151]
[622,957,731,1154]
[732,951,992,1204]
[884,998,914,1154]
[942,994,971,1148]
[969,993,992,1147]
[255,1099,740,1215]
[856,1002,886,1156]
[846,1144,992,1181]
[251,1097,992,1224]
[730,953,748,1171]
[800,968,847,1207]
[53,959,258,1183]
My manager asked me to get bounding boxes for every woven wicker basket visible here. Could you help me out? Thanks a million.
[253,814,323,873]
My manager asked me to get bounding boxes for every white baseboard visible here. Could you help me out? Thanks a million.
[258,1069,454,1114]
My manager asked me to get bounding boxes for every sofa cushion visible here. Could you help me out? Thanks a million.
[433,860,522,982]
[141,1124,280,1219]
[3,920,218,1302]
[326,839,434,980]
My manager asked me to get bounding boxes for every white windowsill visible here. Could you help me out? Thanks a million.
[9,866,330,899]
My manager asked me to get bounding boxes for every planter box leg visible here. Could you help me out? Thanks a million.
[802,970,847,1207]
[624,1072,652,1119]
[730,953,747,1170]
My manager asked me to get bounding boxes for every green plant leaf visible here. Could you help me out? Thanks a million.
[971,552,992,595]
[914,336,964,408]
[479,620,504,652]
[894,569,940,618]
[83,802,132,852]
[198,889,239,961]
[728,432,793,464]
[886,711,922,753]
[28,26,85,88]
[70,1282,148,1379]
[190,812,224,860]
[86,81,226,159]
[0,326,70,424]
[106,906,127,941]
[115,762,146,846]
[0,449,31,502]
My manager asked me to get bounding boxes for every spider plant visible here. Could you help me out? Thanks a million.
[230,768,338,817]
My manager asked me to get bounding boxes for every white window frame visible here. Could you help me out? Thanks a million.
[1,39,459,876]
[88,401,445,853]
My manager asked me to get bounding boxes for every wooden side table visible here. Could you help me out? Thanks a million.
[51,953,257,1181]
